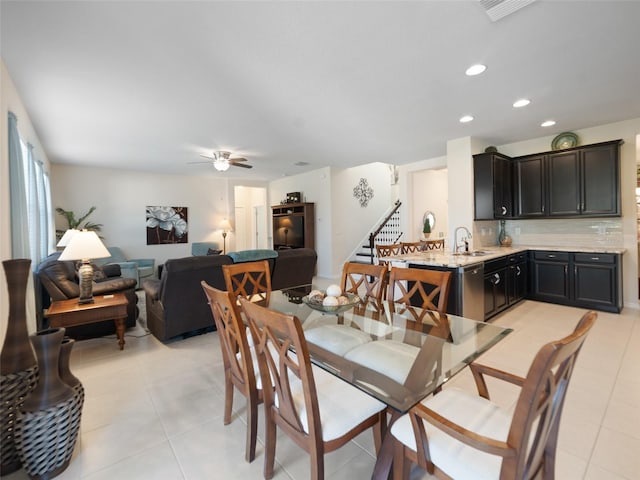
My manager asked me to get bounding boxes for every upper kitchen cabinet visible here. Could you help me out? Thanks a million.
[548,140,621,217]
[473,152,513,220]
[515,154,546,217]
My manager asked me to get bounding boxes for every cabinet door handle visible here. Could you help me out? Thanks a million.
[493,273,501,285]
[591,257,600,261]
[548,254,556,258]
[565,265,568,276]
[516,266,521,276]
[501,206,507,215]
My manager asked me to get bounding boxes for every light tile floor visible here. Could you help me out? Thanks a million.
[5,294,639,480]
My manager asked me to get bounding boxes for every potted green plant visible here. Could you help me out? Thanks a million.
[422,216,432,238]
[55,207,103,241]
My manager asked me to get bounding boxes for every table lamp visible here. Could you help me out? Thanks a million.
[58,230,110,304]
[280,217,293,247]
[220,219,233,254]
[56,228,79,249]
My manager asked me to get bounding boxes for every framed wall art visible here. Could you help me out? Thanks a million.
[146,206,188,245]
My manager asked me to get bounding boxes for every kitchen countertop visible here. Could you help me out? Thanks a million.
[386,245,627,270]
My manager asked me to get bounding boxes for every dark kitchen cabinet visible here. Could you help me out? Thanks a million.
[515,154,546,217]
[547,141,620,217]
[529,251,570,304]
[473,152,513,220]
[529,250,622,312]
[484,257,508,320]
[507,253,527,305]
[573,253,620,311]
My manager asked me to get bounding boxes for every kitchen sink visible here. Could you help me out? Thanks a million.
[453,250,490,257]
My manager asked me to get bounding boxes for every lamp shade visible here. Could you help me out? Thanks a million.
[56,229,79,247]
[58,230,110,261]
[220,219,233,232]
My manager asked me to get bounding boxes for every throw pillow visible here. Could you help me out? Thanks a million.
[207,248,222,255]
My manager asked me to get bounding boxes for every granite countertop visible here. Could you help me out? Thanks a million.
[387,245,626,269]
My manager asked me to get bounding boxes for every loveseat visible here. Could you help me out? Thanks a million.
[142,248,317,341]
[37,252,139,338]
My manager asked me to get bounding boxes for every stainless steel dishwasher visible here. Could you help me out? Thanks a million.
[457,263,485,321]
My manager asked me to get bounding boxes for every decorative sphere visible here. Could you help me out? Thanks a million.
[322,296,339,307]
[326,284,342,297]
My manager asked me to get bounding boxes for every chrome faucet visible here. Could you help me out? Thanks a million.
[454,226,472,254]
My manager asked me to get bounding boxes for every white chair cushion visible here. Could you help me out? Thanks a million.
[344,340,420,384]
[304,324,373,356]
[278,360,385,442]
[390,387,512,480]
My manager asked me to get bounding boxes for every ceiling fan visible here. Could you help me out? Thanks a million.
[190,151,253,171]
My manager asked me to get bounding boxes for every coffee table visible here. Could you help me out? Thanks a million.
[46,293,129,350]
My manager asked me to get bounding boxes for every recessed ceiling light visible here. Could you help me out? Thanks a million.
[459,115,474,123]
[465,64,486,76]
[541,120,556,127]
[513,99,530,108]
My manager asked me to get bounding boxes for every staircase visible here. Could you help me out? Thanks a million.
[353,201,403,264]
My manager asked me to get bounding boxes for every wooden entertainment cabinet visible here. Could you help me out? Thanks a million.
[271,202,315,250]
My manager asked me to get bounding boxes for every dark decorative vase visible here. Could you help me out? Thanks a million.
[14,328,77,480]
[58,338,84,462]
[0,259,38,475]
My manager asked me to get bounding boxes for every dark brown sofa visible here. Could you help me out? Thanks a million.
[142,248,317,341]
[37,252,138,338]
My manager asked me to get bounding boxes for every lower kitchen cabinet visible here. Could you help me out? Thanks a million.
[573,253,621,311]
[508,253,528,305]
[530,251,570,304]
[484,257,508,320]
[529,250,622,313]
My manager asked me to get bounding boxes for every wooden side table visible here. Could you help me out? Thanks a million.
[46,293,129,350]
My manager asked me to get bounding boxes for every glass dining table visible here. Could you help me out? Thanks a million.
[262,285,512,479]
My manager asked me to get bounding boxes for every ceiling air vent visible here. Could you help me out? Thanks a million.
[479,0,537,22]
[294,161,310,167]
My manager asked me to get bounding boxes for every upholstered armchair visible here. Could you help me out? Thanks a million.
[95,247,155,288]
[191,242,221,256]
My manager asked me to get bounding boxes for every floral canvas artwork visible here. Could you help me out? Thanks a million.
[146,206,188,245]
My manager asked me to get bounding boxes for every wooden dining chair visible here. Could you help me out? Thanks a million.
[201,281,262,463]
[222,260,272,311]
[400,242,422,254]
[239,297,387,480]
[421,239,445,251]
[340,261,388,304]
[376,243,402,266]
[389,310,597,480]
[387,267,452,313]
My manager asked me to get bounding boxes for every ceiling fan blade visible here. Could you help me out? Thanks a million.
[230,161,253,169]
[199,153,215,160]
[188,161,213,165]
[228,157,248,162]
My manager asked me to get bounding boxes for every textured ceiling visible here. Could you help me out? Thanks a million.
[2,1,639,181]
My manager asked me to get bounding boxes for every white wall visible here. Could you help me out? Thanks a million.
[1,60,51,343]
[51,164,245,267]
[269,163,393,279]
[410,168,448,241]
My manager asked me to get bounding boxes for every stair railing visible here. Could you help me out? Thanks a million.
[367,200,403,264]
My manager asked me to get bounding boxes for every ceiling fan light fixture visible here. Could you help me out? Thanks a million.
[214,159,230,171]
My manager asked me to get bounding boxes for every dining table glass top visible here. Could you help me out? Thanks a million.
[265,285,513,413]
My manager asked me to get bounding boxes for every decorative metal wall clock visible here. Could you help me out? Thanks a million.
[353,178,374,207]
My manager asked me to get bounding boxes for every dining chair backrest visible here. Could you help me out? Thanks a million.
[387,267,452,313]
[421,239,445,250]
[201,281,261,462]
[222,260,272,309]
[401,242,422,254]
[240,297,386,480]
[340,262,388,304]
[394,310,597,480]
[376,243,402,264]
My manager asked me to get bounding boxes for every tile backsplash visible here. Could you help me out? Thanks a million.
[474,218,623,248]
